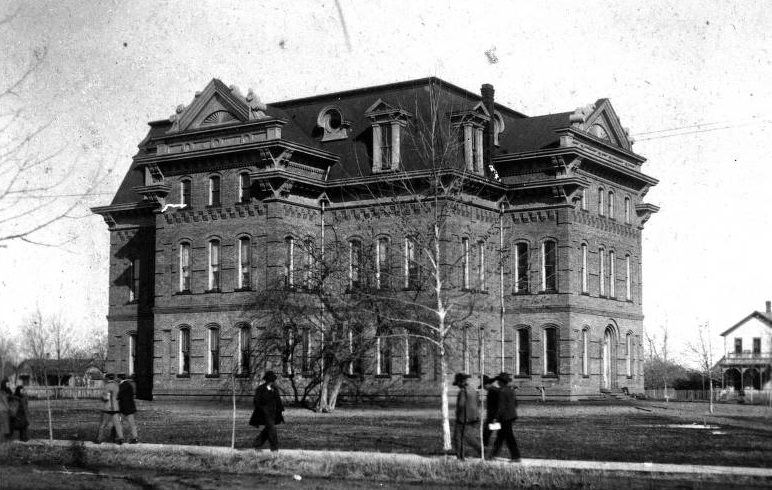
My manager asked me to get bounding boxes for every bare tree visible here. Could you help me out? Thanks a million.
[0,330,21,380]
[686,322,717,413]
[0,8,110,246]
[48,313,74,386]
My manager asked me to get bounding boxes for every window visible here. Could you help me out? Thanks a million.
[128,332,137,376]
[581,328,589,376]
[734,338,742,354]
[405,336,421,377]
[626,333,633,377]
[239,325,250,375]
[208,239,221,291]
[208,327,220,376]
[405,237,419,289]
[376,237,390,289]
[516,328,530,376]
[178,328,190,376]
[598,188,605,216]
[372,122,401,172]
[179,243,191,292]
[209,175,221,207]
[376,335,392,375]
[624,197,631,224]
[625,254,632,301]
[318,106,348,142]
[514,242,529,293]
[349,239,362,290]
[462,325,470,373]
[461,238,470,289]
[303,237,316,290]
[282,325,296,375]
[300,328,311,374]
[129,258,140,302]
[599,247,606,296]
[608,191,615,219]
[238,237,251,290]
[181,179,191,207]
[239,173,251,203]
[581,244,588,294]
[347,326,364,376]
[608,251,616,298]
[285,237,295,288]
[753,337,761,356]
[541,240,557,292]
[461,124,484,174]
[477,241,486,291]
[544,327,558,376]
[493,111,505,146]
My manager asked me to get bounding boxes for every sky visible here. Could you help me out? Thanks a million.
[1,0,771,364]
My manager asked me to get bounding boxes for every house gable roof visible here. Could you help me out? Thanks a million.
[720,311,772,337]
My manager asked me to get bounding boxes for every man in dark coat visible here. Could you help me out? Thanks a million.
[117,374,139,444]
[452,372,481,460]
[482,374,499,447]
[249,371,284,451]
[489,372,521,462]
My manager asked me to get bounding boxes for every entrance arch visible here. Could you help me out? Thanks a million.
[602,324,618,389]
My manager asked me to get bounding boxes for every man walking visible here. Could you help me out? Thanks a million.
[249,371,284,452]
[452,372,481,460]
[489,372,521,462]
[482,374,499,447]
[117,374,139,444]
[96,373,124,444]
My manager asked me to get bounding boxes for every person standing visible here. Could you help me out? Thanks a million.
[9,385,30,442]
[452,372,481,460]
[489,372,521,462]
[482,375,500,447]
[96,373,124,444]
[117,374,139,444]
[249,371,284,452]
[0,378,11,443]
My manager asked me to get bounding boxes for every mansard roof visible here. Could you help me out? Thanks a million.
[105,77,652,209]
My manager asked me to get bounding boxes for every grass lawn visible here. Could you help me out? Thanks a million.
[21,398,772,467]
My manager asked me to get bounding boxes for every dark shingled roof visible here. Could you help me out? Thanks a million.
[496,111,572,154]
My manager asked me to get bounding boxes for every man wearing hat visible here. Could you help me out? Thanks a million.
[489,372,520,461]
[96,373,124,444]
[249,371,284,451]
[452,372,481,460]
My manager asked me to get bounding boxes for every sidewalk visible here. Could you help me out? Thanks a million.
[23,439,772,479]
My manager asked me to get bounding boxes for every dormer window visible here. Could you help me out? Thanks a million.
[317,106,349,142]
[365,99,411,174]
[449,103,490,176]
[493,111,505,146]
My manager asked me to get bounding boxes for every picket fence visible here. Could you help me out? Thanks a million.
[644,388,772,405]
[24,386,102,400]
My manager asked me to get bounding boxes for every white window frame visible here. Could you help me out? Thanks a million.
[238,237,250,289]
[238,325,250,375]
[208,327,220,375]
[285,237,295,287]
[598,188,605,216]
[515,328,530,376]
[581,328,589,376]
[514,242,528,294]
[208,239,221,291]
[376,237,389,289]
[624,196,631,224]
[609,251,616,298]
[405,237,418,289]
[599,247,606,296]
[209,175,221,206]
[541,240,557,292]
[478,241,486,290]
[625,254,632,301]
[626,333,633,377]
[179,243,191,292]
[349,239,362,289]
[129,258,140,302]
[543,327,558,376]
[128,332,137,376]
[608,191,614,218]
[372,121,401,172]
[180,178,191,207]
[581,244,588,294]
[238,172,250,203]
[178,328,190,375]
[461,237,470,289]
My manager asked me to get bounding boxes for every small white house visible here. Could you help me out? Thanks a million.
[719,301,772,390]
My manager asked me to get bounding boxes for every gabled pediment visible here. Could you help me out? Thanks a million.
[364,98,412,122]
[569,99,633,151]
[167,79,269,134]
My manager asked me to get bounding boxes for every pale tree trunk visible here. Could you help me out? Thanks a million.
[231,372,237,449]
[326,375,344,411]
[439,345,451,451]
[317,370,331,412]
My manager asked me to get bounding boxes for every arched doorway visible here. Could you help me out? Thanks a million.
[724,368,742,391]
[602,325,617,390]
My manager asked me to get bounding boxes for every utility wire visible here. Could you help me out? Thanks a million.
[633,119,770,142]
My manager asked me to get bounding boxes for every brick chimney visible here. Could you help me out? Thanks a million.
[766,301,771,314]
[481,83,495,170]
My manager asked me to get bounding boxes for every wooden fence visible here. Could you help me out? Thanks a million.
[644,388,772,405]
[24,386,102,400]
